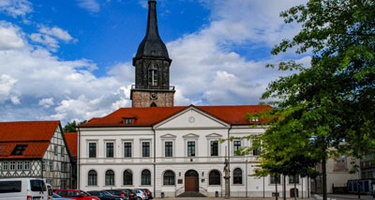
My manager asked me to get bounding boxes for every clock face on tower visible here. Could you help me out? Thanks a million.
[150,92,158,100]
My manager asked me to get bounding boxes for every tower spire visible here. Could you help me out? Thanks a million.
[134,0,170,61]
[131,0,175,108]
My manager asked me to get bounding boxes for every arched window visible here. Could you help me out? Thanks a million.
[123,169,133,185]
[150,102,157,107]
[163,170,175,185]
[209,170,221,185]
[88,170,97,186]
[141,169,151,185]
[105,170,115,186]
[233,168,242,184]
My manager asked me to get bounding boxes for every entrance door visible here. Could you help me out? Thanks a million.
[185,170,199,192]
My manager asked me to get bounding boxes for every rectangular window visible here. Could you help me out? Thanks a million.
[124,142,132,158]
[89,143,96,158]
[24,161,30,170]
[234,140,241,156]
[165,141,173,157]
[253,147,261,156]
[106,142,114,158]
[210,141,219,156]
[54,145,58,156]
[187,141,195,157]
[17,161,23,170]
[142,142,150,157]
[49,161,53,171]
[0,181,22,193]
[3,162,8,170]
[270,175,281,184]
[61,146,64,157]
[289,175,300,184]
[10,161,15,170]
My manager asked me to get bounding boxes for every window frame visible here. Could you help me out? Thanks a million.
[105,141,114,158]
[187,141,196,157]
[233,140,241,156]
[88,170,97,186]
[141,141,151,158]
[209,170,221,185]
[164,141,173,157]
[233,168,243,184]
[123,141,133,158]
[88,141,97,158]
[141,169,151,186]
[163,170,175,186]
[105,170,115,186]
[210,140,219,157]
[123,169,133,186]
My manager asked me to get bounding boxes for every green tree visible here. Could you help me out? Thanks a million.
[63,120,87,133]
[250,0,375,200]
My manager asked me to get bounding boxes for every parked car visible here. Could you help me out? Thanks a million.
[134,189,152,200]
[53,193,73,200]
[54,189,100,200]
[87,190,123,200]
[133,189,147,200]
[106,189,134,200]
[0,178,48,200]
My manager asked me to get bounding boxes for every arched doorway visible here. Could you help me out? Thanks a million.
[185,170,199,192]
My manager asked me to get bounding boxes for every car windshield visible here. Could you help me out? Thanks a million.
[79,190,90,196]
[53,193,62,198]
[30,180,47,192]
[102,191,113,196]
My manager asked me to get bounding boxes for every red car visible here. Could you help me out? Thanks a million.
[55,189,100,200]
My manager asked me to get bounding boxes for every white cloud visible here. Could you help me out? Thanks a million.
[39,98,54,108]
[0,0,32,18]
[39,26,75,43]
[0,21,25,50]
[76,0,100,13]
[0,74,18,103]
[30,33,59,50]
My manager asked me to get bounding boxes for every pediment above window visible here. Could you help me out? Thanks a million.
[160,133,177,139]
[182,133,200,139]
[206,133,222,138]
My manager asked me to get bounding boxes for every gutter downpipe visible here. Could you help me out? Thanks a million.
[152,126,156,197]
[77,127,81,189]
[227,125,232,198]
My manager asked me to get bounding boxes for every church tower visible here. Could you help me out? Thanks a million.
[131,0,175,107]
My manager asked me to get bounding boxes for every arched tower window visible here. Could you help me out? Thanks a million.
[141,169,151,185]
[123,169,133,185]
[88,170,97,186]
[148,63,158,87]
[150,102,157,107]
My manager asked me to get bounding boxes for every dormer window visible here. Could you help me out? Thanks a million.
[251,117,260,122]
[124,118,133,124]
[11,145,27,156]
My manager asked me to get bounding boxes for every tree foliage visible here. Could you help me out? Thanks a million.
[63,120,87,133]
[248,0,374,199]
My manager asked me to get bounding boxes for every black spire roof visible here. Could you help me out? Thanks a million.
[134,0,170,61]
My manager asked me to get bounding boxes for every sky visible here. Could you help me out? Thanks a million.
[0,0,310,125]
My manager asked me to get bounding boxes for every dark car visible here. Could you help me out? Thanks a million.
[87,191,123,200]
[134,189,152,200]
[105,189,134,200]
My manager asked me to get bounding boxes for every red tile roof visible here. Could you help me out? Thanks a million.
[64,132,77,158]
[79,105,272,127]
[0,121,60,159]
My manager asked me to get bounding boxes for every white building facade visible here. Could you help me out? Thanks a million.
[77,106,309,198]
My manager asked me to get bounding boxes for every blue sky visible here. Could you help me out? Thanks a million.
[0,0,309,124]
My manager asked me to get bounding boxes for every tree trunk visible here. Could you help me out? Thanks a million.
[294,176,297,200]
[283,175,286,200]
[275,176,279,200]
[322,156,327,200]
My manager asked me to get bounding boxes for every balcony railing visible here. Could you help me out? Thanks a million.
[131,84,175,91]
